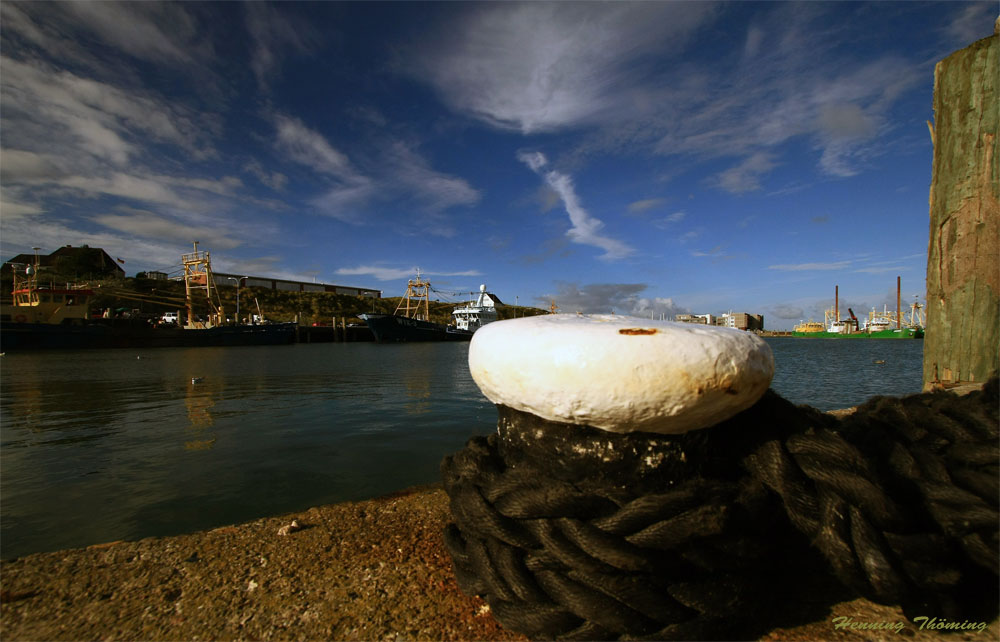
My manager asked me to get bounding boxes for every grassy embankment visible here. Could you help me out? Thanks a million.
[1,274,547,326]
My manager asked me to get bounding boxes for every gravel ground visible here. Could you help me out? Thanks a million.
[2,484,995,642]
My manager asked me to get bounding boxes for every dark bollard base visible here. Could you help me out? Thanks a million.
[442,382,1000,640]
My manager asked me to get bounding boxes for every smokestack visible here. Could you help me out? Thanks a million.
[835,285,839,323]
[896,276,903,330]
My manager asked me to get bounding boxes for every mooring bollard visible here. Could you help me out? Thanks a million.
[441,314,999,640]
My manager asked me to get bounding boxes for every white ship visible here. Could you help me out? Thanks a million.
[452,285,500,332]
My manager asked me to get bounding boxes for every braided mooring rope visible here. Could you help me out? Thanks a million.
[441,379,998,640]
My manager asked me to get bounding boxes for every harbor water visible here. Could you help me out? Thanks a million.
[0,337,923,559]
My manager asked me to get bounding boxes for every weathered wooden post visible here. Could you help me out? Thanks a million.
[923,26,999,388]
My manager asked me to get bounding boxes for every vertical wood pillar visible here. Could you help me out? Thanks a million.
[923,30,999,387]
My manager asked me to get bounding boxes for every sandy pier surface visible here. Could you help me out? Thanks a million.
[2,484,995,641]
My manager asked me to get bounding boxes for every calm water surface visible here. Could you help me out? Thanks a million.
[1,337,923,558]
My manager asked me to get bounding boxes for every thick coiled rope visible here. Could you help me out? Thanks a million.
[441,379,998,640]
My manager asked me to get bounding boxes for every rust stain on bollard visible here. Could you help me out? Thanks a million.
[618,327,657,335]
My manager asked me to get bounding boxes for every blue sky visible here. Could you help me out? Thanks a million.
[1,2,995,329]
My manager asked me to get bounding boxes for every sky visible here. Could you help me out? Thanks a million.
[1,2,995,329]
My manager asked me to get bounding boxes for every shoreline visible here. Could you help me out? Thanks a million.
[2,386,993,641]
[3,483,996,642]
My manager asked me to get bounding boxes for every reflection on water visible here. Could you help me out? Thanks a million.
[185,378,217,451]
[1,338,923,558]
[1,343,494,558]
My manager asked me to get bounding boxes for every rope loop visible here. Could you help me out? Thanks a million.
[442,380,999,638]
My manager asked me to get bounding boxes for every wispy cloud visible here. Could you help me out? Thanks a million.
[854,266,908,274]
[714,152,778,193]
[650,210,686,230]
[244,3,320,92]
[58,2,211,66]
[91,208,243,250]
[678,229,702,243]
[943,3,997,46]
[0,2,222,96]
[519,151,634,260]
[405,3,717,134]
[691,245,735,262]
[2,56,217,166]
[275,114,356,178]
[768,261,852,271]
[627,198,667,214]
[631,5,923,186]
[335,265,482,281]
[243,160,288,191]
[274,116,478,232]
[384,142,480,213]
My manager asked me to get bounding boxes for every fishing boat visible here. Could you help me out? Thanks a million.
[451,285,500,332]
[791,279,924,339]
[0,244,296,351]
[360,273,500,343]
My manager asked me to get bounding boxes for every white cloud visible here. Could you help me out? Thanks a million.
[385,142,480,212]
[0,215,200,271]
[1,56,217,167]
[58,2,209,66]
[405,3,717,133]
[768,261,852,271]
[518,151,634,260]
[275,115,355,178]
[714,152,778,193]
[91,209,243,250]
[0,188,45,220]
[640,5,925,185]
[274,117,478,229]
[310,177,376,223]
[336,265,482,281]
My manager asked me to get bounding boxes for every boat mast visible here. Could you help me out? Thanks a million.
[181,242,223,328]
[394,269,431,320]
[896,276,903,330]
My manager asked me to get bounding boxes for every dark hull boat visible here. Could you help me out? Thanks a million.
[359,275,501,343]
[358,313,472,343]
[0,320,296,352]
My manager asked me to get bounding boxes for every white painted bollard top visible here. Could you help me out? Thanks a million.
[469,314,774,434]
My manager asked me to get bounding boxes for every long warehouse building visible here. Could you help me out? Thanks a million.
[211,272,381,298]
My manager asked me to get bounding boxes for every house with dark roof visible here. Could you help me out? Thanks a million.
[3,245,126,280]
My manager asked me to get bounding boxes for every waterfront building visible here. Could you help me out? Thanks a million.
[677,311,761,331]
[674,313,716,325]
[3,245,125,280]
[210,272,381,298]
[718,312,764,332]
